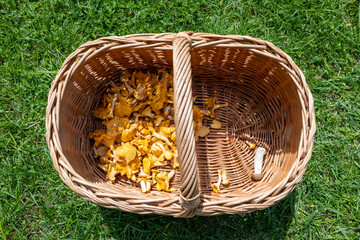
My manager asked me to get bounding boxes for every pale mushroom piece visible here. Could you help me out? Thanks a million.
[155,115,165,127]
[214,102,229,110]
[138,168,151,179]
[210,120,222,129]
[211,170,222,193]
[154,142,173,160]
[195,125,210,138]
[140,180,149,193]
[246,140,256,150]
[152,161,168,167]
[217,170,222,186]
[146,181,151,192]
[106,93,118,119]
[164,104,171,117]
[152,132,172,147]
[221,170,230,185]
[127,98,137,105]
[151,143,163,157]
[168,170,175,180]
[251,147,266,181]
[108,166,118,183]
[136,131,151,139]
[109,80,121,90]
[166,170,175,190]
[93,147,98,157]
[141,106,155,118]
[122,77,135,95]
[200,109,211,116]
[134,84,146,100]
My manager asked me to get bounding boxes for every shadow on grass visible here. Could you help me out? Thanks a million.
[101,190,297,239]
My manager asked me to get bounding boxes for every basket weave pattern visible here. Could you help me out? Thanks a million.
[46,32,315,217]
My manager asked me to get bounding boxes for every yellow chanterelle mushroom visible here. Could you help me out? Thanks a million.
[89,70,228,193]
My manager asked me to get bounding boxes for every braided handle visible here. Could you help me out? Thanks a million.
[172,32,200,217]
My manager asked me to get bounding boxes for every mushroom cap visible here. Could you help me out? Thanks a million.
[251,173,263,181]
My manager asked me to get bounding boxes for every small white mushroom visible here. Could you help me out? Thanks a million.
[251,147,266,181]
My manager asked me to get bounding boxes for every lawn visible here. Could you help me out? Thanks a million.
[0,0,359,239]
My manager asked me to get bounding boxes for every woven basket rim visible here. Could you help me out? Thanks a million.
[46,32,316,217]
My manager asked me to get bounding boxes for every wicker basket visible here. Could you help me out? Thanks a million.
[46,32,315,217]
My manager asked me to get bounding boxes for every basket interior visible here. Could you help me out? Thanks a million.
[58,46,302,198]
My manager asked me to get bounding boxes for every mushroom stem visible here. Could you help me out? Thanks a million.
[251,147,266,181]
[106,94,118,119]
[246,140,256,150]
[122,78,135,95]
[109,81,121,90]
[200,109,211,116]
[217,170,222,186]
[221,170,230,185]
[214,103,229,110]
[140,180,147,193]
[155,142,173,160]
[168,170,175,180]
[127,98,137,105]
[164,104,171,117]
[146,181,151,192]
[152,132,172,147]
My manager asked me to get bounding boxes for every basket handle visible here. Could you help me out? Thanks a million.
[172,32,200,217]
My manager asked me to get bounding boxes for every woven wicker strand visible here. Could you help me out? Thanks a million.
[46,32,316,217]
[173,32,200,218]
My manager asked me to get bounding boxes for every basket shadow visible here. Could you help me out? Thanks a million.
[100,189,297,239]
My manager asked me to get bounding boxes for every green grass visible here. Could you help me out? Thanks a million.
[0,0,359,239]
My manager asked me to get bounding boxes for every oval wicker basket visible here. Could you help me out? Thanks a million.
[46,32,315,217]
